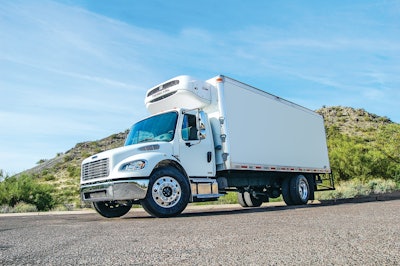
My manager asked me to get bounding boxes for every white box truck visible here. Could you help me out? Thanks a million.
[80,75,334,218]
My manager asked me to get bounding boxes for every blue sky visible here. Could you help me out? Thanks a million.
[1,0,399,174]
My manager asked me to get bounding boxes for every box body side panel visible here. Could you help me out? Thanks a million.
[222,77,330,172]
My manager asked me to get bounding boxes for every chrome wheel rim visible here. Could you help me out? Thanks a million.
[298,177,309,201]
[151,176,181,208]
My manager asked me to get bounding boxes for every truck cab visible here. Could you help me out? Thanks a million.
[81,76,221,218]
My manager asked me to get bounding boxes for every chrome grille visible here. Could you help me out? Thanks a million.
[82,158,109,181]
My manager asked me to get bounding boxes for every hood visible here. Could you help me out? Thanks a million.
[82,142,173,167]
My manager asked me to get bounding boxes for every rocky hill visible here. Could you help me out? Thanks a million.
[19,131,128,207]
[18,106,399,207]
[24,131,128,176]
[316,106,392,137]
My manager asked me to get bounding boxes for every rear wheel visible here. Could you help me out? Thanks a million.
[282,178,294,206]
[93,201,131,218]
[141,166,190,218]
[237,191,248,207]
[243,191,263,207]
[290,175,310,205]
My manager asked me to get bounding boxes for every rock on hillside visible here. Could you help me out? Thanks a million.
[316,106,393,137]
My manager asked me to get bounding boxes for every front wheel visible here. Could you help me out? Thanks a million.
[141,166,190,218]
[93,201,132,218]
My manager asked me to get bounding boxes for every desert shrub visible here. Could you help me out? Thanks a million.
[13,202,38,213]
[67,165,80,178]
[0,175,55,211]
[368,179,397,194]
[37,159,47,164]
[81,152,91,158]
[0,202,38,213]
[63,155,73,162]
[0,205,11,213]
[316,178,399,200]
[191,192,238,206]
[44,174,56,181]
[217,192,238,204]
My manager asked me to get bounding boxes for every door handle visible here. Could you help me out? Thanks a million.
[207,151,212,163]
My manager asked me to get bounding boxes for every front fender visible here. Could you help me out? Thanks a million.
[111,152,180,178]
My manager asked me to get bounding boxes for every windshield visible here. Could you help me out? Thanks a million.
[124,111,178,146]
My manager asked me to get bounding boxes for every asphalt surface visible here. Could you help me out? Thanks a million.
[0,199,399,265]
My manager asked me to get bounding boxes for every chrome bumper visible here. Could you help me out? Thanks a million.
[81,179,149,202]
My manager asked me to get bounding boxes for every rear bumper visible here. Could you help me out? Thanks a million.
[81,179,149,202]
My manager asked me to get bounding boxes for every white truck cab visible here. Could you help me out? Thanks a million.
[81,75,334,218]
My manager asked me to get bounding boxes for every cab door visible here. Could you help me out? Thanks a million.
[178,110,215,177]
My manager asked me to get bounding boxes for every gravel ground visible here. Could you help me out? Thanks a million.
[0,199,399,265]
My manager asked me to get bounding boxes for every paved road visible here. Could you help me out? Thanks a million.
[1,199,399,265]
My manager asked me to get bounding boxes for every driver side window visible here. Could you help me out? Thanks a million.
[182,114,199,141]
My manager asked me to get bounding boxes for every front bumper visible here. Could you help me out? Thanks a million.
[81,179,149,202]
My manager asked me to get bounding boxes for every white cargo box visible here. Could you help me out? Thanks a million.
[207,76,331,174]
[145,75,211,114]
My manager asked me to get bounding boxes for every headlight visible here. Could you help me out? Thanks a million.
[120,160,146,171]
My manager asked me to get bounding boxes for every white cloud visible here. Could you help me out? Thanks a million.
[363,89,385,100]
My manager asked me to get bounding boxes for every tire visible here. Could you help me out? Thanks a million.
[237,191,248,207]
[141,166,190,218]
[306,175,315,201]
[243,191,263,207]
[282,177,295,206]
[93,201,132,218]
[289,175,310,205]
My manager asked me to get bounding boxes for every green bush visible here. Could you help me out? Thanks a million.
[44,174,56,181]
[67,165,80,178]
[327,124,400,182]
[0,175,55,211]
[81,152,91,158]
[37,159,47,164]
[63,155,73,162]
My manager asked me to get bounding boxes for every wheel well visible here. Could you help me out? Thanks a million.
[152,159,189,179]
